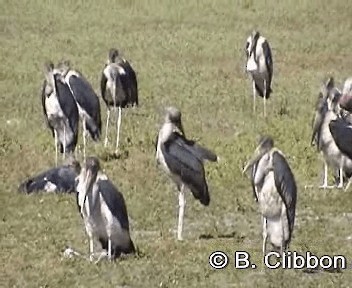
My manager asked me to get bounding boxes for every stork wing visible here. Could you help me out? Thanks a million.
[100,69,108,102]
[67,73,102,139]
[162,135,210,205]
[262,40,273,85]
[54,74,79,147]
[272,151,297,242]
[172,132,218,162]
[329,117,352,160]
[97,179,131,231]
[120,60,138,106]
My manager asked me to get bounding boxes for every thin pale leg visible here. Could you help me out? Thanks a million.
[83,118,87,162]
[108,238,112,261]
[177,185,186,241]
[252,80,256,114]
[319,161,335,189]
[262,216,267,257]
[115,106,122,154]
[337,158,343,189]
[89,236,94,262]
[54,130,58,167]
[104,109,111,147]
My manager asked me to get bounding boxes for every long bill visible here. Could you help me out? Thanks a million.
[242,148,263,175]
[81,169,92,214]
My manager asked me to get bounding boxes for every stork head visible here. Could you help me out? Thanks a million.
[43,61,56,96]
[243,135,274,174]
[79,157,101,193]
[108,48,120,63]
[165,106,185,136]
[245,30,261,73]
[56,60,71,77]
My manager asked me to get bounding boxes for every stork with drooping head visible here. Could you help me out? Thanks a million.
[75,157,135,262]
[155,107,218,240]
[41,61,79,166]
[245,30,273,117]
[56,60,102,161]
[100,48,138,154]
[243,136,297,256]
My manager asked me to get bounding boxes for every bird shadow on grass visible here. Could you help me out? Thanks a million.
[199,231,246,241]
[99,149,130,162]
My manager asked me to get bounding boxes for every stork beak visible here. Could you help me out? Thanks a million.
[242,147,262,175]
[176,121,185,137]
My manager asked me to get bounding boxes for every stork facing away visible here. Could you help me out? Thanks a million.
[75,157,135,262]
[311,77,352,189]
[245,30,273,117]
[41,62,79,166]
[243,136,297,256]
[101,48,138,154]
[56,61,102,161]
[18,157,80,194]
[155,107,218,240]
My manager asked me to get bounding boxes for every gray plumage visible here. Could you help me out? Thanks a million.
[18,159,80,194]
[41,62,79,165]
[75,157,135,261]
[311,77,352,188]
[243,136,297,255]
[56,61,102,141]
[156,107,217,240]
[245,31,273,116]
[100,48,138,153]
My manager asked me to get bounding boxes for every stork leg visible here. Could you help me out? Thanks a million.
[337,157,343,189]
[262,216,267,257]
[252,80,256,114]
[177,185,186,241]
[104,109,111,147]
[115,106,122,154]
[89,236,94,262]
[108,238,112,261]
[54,130,58,167]
[319,161,335,189]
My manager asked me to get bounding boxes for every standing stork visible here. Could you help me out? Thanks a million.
[41,62,79,166]
[56,61,102,161]
[242,136,297,256]
[245,30,273,117]
[311,77,352,189]
[155,107,218,240]
[75,157,135,262]
[101,48,138,153]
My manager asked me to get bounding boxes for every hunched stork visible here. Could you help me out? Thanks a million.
[101,48,138,153]
[243,136,297,256]
[75,157,135,262]
[245,30,273,117]
[56,60,102,161]
[155,107,218,240]
[41,62,79,166]
[18,157,80,194]
[311,77,352,189]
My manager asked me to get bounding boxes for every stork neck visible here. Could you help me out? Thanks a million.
[158,122,174,144]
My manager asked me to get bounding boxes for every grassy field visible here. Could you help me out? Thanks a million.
[2,0,352,287]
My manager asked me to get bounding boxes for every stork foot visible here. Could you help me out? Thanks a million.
[94,251,109,264]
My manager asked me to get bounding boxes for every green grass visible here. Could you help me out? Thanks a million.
[2,0,352,287]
